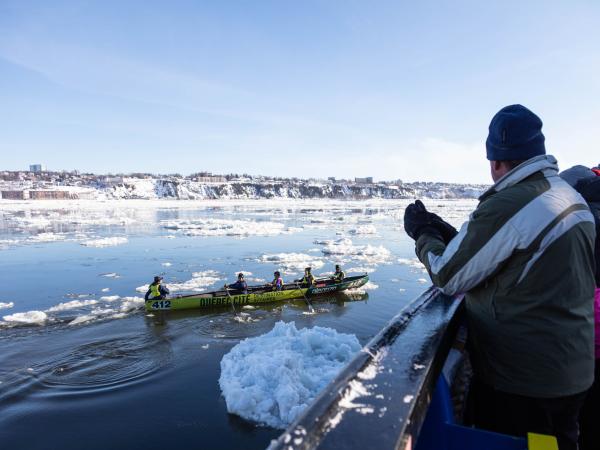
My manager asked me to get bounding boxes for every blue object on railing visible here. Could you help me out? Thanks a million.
[415,377,527,450]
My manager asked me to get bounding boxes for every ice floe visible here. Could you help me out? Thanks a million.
[318,238,391,264]
[81,237,128,247]
[46,299,98,312]
[100,272,120,278]
[397,258,426,272]
[0,302,14,310]
[219,321,361,429]
[346,266,376,274]
[136,270,222,293]
[257,253,325,272]
[30,232,67,242]
[161,218,296,237]
[2,310,48,325]
[348,225,377,235]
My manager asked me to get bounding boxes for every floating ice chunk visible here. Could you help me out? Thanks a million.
[101,288,110,292]
[398,258,425,270]
[257,253,325,271]
[69,314,96,326]
[68,306,120,326]
[346,266,376,274]
[361,281,379,290]
[100,272,120,278]
[235,271,253,276]
[417,278,428,284]
[3,310,47,325]
[348,225,377,235]
[100,295,120,302]
[161,262,172,267]
[162,218,292,237]
[81,237,128,248]
[46,299,98,312]
[219,321,360,429]
[137,270,222,293]
[30,232,66,242]
[0,302,14,310]
[319,238,391,264]
[0,238,20,249]
[119,296,145,312]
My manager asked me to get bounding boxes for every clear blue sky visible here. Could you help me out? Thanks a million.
[1,1,598,183]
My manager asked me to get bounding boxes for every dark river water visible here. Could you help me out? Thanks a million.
[0,199,474,450]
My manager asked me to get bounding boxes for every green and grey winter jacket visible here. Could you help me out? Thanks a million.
[416,155,596,398]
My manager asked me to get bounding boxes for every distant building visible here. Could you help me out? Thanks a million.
[194,176,227,183]
[355,177,373,184]
[29,164,46,173]
[1,190,30,200]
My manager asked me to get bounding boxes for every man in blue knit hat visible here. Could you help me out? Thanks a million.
[404,105,596,449]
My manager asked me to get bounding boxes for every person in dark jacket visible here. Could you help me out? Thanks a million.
[297,267,316,287]
[560,164,600,450]
[404,105,596,450]
[331,265,345,282]
[145,276,170,300]
[225,273,248,294]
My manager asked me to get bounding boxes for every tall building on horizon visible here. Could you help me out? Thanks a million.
[29,164,46,173]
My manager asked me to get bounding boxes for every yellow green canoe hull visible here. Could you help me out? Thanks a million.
[144,274,369,311]
[145,288,308,311]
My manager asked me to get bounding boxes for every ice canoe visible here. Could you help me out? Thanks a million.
[144,274,369,311]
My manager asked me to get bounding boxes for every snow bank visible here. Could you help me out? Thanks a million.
[219,321,361,429]
[81,237,128,247]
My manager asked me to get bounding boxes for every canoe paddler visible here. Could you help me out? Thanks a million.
[271,271,284,291]
[331,264,345,283]
[225,273,248,294]
[296,267,316,287]
[145,276,170,301]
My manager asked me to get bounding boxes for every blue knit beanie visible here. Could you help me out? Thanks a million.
[486,104,546,161]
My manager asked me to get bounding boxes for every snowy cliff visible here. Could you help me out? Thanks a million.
[99,178,484,200]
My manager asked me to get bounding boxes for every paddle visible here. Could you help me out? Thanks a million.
[224,285,237,315]
[293,281,315,314]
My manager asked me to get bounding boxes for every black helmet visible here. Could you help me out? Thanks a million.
[305,267,311,272]
[238,272,244,279]
[274,271,280,276]
[154,276,163,283]
[335,264,341,270]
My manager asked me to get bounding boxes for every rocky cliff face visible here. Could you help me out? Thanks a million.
[104,178,485,200]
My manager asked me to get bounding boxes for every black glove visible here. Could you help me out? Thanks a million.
[429,213,458,244]
[404,200,437,240]
[404,200,456,243]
